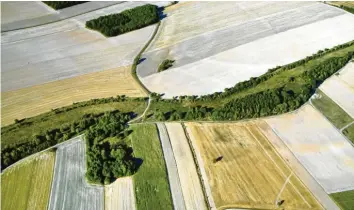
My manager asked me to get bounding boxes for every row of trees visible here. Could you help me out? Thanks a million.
[43,1,86,10]
[85,112,138,184]
[86,4,159,37]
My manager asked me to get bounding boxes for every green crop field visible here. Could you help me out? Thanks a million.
[1,151,56,210]
[343,124,354,144]
[331,190,354,210]
[311,89,353,129]
[127,124,173,210]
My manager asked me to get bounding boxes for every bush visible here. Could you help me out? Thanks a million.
[43,1,87,10]
[86,4,159,37]
[158,59,175,72]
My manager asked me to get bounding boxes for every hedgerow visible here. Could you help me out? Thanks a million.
[43,1,87,10]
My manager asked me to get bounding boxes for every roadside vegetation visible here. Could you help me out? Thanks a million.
[86,4,159,37]
[311,89,353,128]
[1,151,55,210]
[327,1,354,14]
[158,59,175,72]
[330,190,354,210]
[43,1,87,10]
[127,124,173,210]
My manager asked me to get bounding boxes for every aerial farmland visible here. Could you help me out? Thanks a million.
[1,1,354,210]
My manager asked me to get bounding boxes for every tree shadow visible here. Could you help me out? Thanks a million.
[158,7,167,20]
[137,57,146,65]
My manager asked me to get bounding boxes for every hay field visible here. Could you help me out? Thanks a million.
[48,136,104,210]
[165,123,207,210]
[138,2,354,97]
[185,122,322,210]
[1,65,146,126]
[1,152,55,210]
[319,73,354,118]
[105,177,136,210]
[266,104,354,193]
[1,2,54,25]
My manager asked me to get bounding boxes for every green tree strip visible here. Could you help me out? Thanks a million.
[43,1,87,10]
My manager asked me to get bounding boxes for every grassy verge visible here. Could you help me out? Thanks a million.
[330,190,354,210]
[343,123,354,144]
[311,89,353,128]
[1,151,56,210]
[2,100,146,148]
[127,124,173,210]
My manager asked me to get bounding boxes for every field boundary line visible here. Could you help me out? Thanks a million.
[246,126,311,208]
[182,123,217,210]
[275,172,293,207]
[340,121,354,133]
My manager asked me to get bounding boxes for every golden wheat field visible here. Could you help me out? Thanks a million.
[1,65,146,126]
[185,121,323,210]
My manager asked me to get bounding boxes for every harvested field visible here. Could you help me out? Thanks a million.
[1,151,55,210]
[319,73,354,118]
[156,123,186,210]
[138,2,354,97]
[185,122,322,210]
[128,124,173,210]
[105,177,136,210]
[1,65,146,126]
[48,136,104,210]
[1,2,54,25]
[311,90,353,129]
[165,123,207,210]
[338,61,354,88]
[266,104,354,193]
[330,190,354,210]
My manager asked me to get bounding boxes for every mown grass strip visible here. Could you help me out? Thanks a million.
[311,89,353,128]
[128,124,173,210]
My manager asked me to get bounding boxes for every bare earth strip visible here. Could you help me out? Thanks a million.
[105,177,136,210]
[257,121,340,210]
[1,65,146,126]
[165,123,207,210]
[156,123,186,210]
[1,152,56,210]
[185,122,322,210]
[48,136,104,210]
[266,104,354,194]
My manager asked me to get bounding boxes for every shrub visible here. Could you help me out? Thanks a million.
[158,59,175,72]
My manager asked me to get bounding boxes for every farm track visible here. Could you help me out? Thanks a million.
[156,123,186,210]
[105,177,136,210]
[48,136,104,210]
[165,123,207,210]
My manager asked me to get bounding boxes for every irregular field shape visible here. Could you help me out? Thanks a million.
[266,104,354,193]
[1,23,155,91]
[165,123,207,210]
[1,65,146,126]
[0,1,54,25]
[1,152,55,210]
[141,13,354,97]
[156,123,186,210]
[319,74,354,118]
[139,1,344,77]
[105,177,136,210]
[48,136,104,210]
[185,122,322,209]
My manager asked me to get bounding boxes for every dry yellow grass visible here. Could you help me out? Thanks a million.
[186,121,323,210]
[1,65,146,126]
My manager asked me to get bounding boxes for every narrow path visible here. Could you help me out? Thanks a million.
[274,172,293,207]
[340,121,354,133]
[128,95,152,124]
[156,123,186,210]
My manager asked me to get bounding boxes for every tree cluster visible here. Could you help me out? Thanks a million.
[43,1,87,10]
[86,4,159,37]
[85,112,138,184]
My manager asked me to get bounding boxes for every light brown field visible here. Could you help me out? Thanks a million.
[1,65,146,126]
[185,121,323,210]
